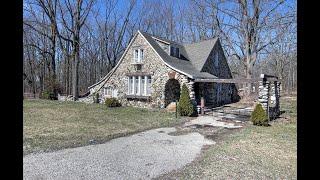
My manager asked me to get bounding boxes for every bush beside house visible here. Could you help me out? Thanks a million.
[105,98,121,107]
[177,84,194,116]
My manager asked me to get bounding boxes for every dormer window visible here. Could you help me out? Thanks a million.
[133,49,144,63]
[170,46,180,58]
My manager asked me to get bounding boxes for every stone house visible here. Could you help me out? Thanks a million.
[87,30,239,108]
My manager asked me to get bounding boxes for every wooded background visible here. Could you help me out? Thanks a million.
[23,0,297,99]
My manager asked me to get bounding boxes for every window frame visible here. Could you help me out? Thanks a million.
[104,86,113,97]
[127,75,152,96]
[170,46,180,58]
[133,49,144,63]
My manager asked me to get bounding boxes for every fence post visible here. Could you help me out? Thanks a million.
[201,97,205,116]
[175,99,178,118]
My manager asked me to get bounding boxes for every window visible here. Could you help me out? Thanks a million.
[113,89,118,98]
[134,50,139,62]
[140,49,144,61]
[127,75,152,96]
[128,77,133,94]
[104,87,116,97]
[104,87,113,96]
[133,49,144,63]
[214,51,219,67]
[141,76,145,95]
[135,77,139,94]
[170,46,180,58]
[147,76,152,95]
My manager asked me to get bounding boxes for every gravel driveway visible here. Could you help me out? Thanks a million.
[23,127,214,180]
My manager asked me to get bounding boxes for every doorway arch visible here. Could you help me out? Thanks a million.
[164,79,181,107]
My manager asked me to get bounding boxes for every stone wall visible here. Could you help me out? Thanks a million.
[90,33,190,109]
[258,78,281,119]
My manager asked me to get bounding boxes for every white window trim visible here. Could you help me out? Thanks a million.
[133,49,144,63]
[147,76,152,96]
[132,76,135,94]
[127,77,130,95]
[127,75,151,96]
[138,76,141,95]
[104,86,113,97]
[144,75,147,96]
[140,49,144,62]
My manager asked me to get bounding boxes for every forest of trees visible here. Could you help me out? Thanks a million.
[23,0,297,100]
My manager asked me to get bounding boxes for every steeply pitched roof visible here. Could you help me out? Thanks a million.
[88,31,219,90]
[140,31,218,79]
[183,38,218,71]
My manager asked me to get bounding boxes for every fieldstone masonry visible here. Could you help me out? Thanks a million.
[84,31,238,109]
[258,74,281,119]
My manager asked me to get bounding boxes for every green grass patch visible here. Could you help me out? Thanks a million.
[23,99,182,155]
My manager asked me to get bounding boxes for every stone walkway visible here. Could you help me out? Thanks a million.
[23,128,214,180]
[184,111,249,129]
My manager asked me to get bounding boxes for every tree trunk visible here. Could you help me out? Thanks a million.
[72,40,80,100]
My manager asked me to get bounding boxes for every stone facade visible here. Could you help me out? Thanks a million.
[90,33,190,108]
[258,78,281,119]
[87,32,238,109]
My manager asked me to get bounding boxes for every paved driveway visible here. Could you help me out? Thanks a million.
[23,127,214,180]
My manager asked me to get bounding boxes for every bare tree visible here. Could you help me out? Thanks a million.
[190,0,296,95]
[24,0,60,96]
[57,0,94,100]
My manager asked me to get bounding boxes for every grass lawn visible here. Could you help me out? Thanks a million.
[23,99,183,156]
[157,96,297,179]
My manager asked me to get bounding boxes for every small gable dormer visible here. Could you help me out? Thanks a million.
[149,34,181,58]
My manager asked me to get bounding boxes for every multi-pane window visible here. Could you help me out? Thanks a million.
[104,87,112,96]
[104,87,118,97]
[147,76,152,95]
[141,77,145,94]
[128,77,133,94]
[140,49,144,60]
[135,77,139,94]
[133,49,144,63]
[128,75,152,96]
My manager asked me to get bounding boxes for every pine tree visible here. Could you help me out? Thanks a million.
[251,103,269,126]
[178,84,194,116]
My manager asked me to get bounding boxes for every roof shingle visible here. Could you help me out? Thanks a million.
[140,31,218,79]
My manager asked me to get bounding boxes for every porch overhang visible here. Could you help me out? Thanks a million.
[194,78,281,83]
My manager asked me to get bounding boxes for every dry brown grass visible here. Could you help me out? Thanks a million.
[23,100,183,156]
[156,96,297,179]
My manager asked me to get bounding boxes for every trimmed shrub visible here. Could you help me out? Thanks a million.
[177,84,194,116]
[251,103,269,126]
[105,98,121,107]
[40,90,51,99]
